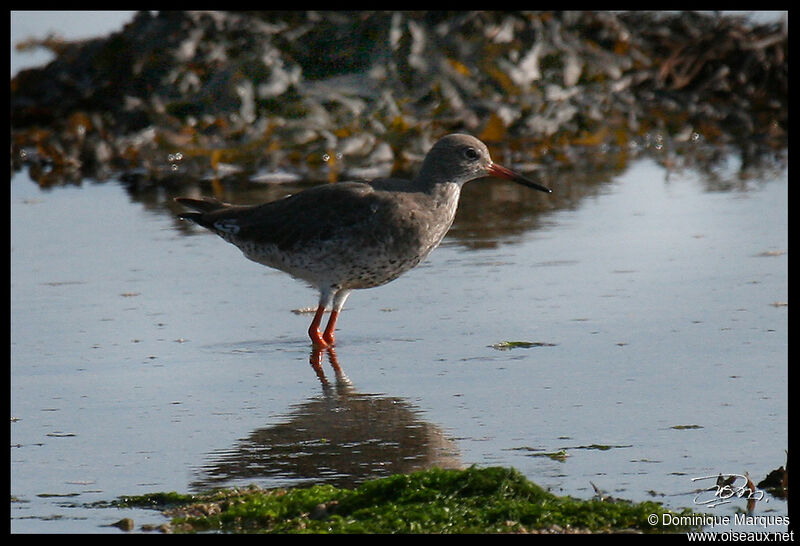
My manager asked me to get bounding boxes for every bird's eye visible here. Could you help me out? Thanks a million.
[464,147,480,161]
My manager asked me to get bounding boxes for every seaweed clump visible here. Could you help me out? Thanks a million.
[114,466,700,533]
[11,11,787,186]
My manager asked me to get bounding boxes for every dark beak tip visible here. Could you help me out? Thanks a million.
[523,181,552,194]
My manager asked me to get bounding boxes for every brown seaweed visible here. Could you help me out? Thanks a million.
[10,11,787,187]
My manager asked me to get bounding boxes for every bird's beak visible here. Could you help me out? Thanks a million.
[488,162,552,193]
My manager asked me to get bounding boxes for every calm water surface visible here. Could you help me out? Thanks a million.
[10,155,787,533]
[10,9,789,535]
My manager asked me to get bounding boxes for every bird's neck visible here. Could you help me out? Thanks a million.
[429,180,460,201]
[408,174,462,220]
[427,181,462,222]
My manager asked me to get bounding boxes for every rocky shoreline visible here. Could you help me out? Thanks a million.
[11,11,787,187]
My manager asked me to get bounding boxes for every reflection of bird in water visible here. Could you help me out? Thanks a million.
[309,346,350,389]
[190,347,462,491]
[176,134,550,347]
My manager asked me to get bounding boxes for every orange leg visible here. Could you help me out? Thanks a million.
[322,310,340,346]
[307,304,330,348]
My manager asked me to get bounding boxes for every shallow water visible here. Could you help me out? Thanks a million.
[10,9,789,535]
[10,153,787,533]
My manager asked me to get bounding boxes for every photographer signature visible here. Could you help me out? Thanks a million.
[692,473,765,508]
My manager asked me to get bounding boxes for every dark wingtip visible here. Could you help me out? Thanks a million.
[177,211,202,223]
[174,197,225,226]
[174,197,227,213]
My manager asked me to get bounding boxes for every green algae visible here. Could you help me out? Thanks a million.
[115,466,699,534]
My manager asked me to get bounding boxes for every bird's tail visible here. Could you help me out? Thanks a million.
[174,197,227,222]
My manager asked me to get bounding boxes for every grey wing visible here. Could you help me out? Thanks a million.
[215,183,387,251]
